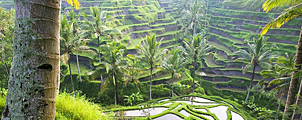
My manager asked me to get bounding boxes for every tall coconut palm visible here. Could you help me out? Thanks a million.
[178,0,207,37]
[83,6,121,82]
[260,0,302,117]
[91,41,126,105]
[60,16,95,97]
[161,48,187,97]
[235,36,276,102]
[260,53,295,119]
[123,54,145,87]
[178,34,211,93]
[67,10,96,83]
[1,0,79,119]
[83,6,121,63]
[137,34,164,100]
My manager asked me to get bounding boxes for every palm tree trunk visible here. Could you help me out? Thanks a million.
[192,59,196,93]
[68,60,75,98]
[172,73,174,97]
[205,0,208,33]
[292,77,302,119]
[150,65,153,100]
[1,0,60,119]
[245,64,256,102]
[284,26,302,118]
[98,36,101,63]
[0,35,9,77]
[98,36,104,87]
[276,94,282,120]
[193,24,196,37]
[114,77,118,105]
[76,51,82,82]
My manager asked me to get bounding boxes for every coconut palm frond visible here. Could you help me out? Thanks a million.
[261,2,302,36]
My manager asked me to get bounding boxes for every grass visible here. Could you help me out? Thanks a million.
[56,92,108,120]
[0,91,108,120]
[150,20,177,27]
[0,89,6,114]
[208,41,233,55]
[67,61,91,75]
[204,55,225,68]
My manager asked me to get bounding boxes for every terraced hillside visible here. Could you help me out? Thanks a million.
[0,0,300,103]
[107,95,252,120]
[197,0,301,93]
[61,0,182,75]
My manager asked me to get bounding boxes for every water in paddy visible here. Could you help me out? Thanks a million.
[153,114,183,120]
[209,106,228,120]
[173,100,219,106]
[231,111,244,120]
[179,110,191,117]
[121,107,168,116]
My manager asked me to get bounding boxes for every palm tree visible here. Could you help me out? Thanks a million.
[260,53,295,119]
[178,34,211,93]
[91,41,126,105]
[60,16,95,97]
[260,0,302,117]
[235,36,276,102]
[178,0,207,36]
[83,6,121,63]
[83,6,121,82]
[137,34,164,100]
[161,48,187,97]
[67,10,96,83]
[123,54,145,87]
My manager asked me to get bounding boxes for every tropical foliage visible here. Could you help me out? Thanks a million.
[0,8,14,88]
[178,34,211,93]
[177,0,207,36]
[91,41,126,105]
[161,48,187,97]
[235,36,276,102]
[260,0,302,117]
[136,34,165,100]
[60,15,95,96]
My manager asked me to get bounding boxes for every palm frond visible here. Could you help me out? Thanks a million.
[261,2,302,36]
[243,64,253,74]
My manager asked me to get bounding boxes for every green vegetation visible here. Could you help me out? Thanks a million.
[0,0,301,119]
[56,92,108,120]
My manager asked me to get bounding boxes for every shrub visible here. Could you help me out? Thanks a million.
[0,88,7,113]
[195,87,205,94]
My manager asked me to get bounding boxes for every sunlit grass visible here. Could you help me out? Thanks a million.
[55,92,108,120]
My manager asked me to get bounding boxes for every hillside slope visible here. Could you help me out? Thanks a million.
[0,0,300,101]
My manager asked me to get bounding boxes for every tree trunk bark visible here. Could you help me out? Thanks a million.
[98,36,101,63]
[0,35,9,77]
[76,51,82,82]
[192,58,196,93]
[276,94,282,120]
[68,59,75,98]
[245,64,256,102]
[284,26,302,118]
[114,76,118,105]
[1,0,61,119]
[150,65,153,100]
[171,73,174,97]
[98,36,103,87]
[193,23,196,37]
[292,77,302,119]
